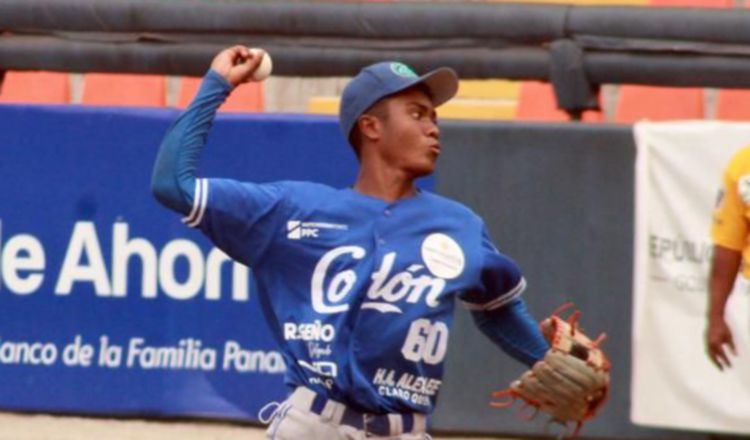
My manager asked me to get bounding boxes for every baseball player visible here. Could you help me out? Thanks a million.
[152,46,550,439]
[707,146,750,370]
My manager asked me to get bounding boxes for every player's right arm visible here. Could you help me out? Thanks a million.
[707,245,740,370]
[151,46,265,214]
[707,149,749,370]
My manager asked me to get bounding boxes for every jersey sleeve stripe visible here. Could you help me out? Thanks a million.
[181,179,202,225]
[186,178,208,228]
[460,277,526,311]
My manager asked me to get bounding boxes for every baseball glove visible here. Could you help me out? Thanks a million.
[491,303,610,438]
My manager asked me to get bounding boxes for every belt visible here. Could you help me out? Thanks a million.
[287,387,427,437]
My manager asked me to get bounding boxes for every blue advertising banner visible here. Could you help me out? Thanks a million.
[0,104,433,420]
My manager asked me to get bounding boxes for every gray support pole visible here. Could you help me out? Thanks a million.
[3,1,750,113]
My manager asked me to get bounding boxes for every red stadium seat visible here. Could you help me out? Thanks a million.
[177,77,264,112]
[628,0,726,124]
[650,0,730,6]
[82,73,166,107]
[641,0,727,121]
[516,81,602,122]
[715,90,750,121]
[615,85,704,123]
[0,71,70,104]
[714,0,750,121]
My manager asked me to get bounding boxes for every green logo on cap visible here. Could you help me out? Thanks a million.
[390,63,418,78]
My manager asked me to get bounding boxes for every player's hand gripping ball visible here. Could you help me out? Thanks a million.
[210,45,272,87]
[491,304,610,438]
[248,47,273,81]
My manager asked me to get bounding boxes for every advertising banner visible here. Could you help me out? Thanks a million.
[632,122,750,434]
[0,105,405,420]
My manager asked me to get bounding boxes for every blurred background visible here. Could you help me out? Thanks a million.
[2,1,750,439]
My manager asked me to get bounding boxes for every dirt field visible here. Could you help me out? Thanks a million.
[0,412,519,440]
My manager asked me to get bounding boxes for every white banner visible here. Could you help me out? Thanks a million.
[633,122,750,434]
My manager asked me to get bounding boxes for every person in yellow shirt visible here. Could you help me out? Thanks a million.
[708,146,750,370]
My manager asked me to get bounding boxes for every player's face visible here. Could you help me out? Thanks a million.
[378,88,440,177]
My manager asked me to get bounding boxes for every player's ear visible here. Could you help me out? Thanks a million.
[357,114,382,143]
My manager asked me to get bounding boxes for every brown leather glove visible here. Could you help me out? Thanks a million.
[491,304,610,438]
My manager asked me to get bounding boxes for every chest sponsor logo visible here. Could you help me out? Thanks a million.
[307,342,332,359]
[372,367,442,407]
[299,359,338,390]
[421,233,465,280]
[298,359,337,377]
[311,239,463,314]
[283,320,336,342]
[287,220,348,240]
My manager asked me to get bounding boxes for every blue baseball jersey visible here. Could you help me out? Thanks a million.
[182,178,525,414]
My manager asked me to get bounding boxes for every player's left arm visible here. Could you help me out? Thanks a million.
[471,298,549,367]
[462,224,548,366]
[469,223,610,431]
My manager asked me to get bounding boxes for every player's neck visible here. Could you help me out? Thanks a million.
[353,166,417,203]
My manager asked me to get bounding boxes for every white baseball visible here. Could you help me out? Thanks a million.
[249,48,273,81]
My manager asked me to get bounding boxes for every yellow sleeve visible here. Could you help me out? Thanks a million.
[712,148,750,251]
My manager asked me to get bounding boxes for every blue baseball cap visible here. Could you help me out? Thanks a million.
[339,61,459,144]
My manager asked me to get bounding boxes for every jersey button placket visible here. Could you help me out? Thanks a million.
[374,206,392,248]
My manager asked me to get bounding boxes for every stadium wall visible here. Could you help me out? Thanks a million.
[434,122,711,439]
[0,105,719,439]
